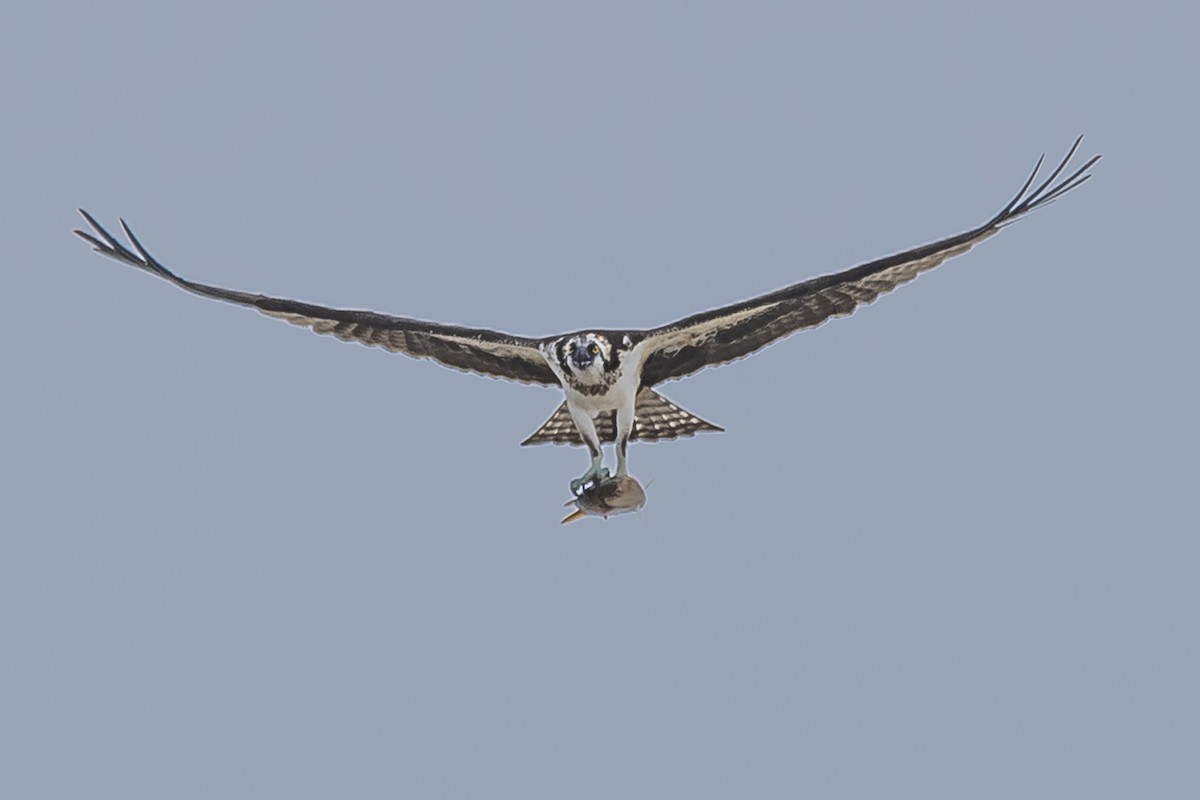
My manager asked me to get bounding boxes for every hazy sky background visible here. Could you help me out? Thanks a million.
[3,2,1196,797]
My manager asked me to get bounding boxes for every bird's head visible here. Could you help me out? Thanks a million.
[558,332,634,382]
[566,334,605,374]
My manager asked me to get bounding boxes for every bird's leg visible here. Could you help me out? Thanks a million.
[569,412,609,493]
[614,403,635,477]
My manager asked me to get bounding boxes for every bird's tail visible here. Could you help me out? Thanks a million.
[520,388,724,447]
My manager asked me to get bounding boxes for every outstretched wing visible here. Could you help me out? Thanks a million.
[637,137,1100,387]
[73,211,559,385]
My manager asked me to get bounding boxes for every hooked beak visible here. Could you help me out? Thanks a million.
[571,349,594,370]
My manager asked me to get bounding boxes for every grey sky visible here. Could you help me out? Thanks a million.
[3,1,1196,797]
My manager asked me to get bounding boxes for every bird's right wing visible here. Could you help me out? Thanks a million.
[73,211,559,385]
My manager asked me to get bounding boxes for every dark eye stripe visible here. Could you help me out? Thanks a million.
[556,338,572,372]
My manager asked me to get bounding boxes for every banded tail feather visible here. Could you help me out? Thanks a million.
[522,388,723,446]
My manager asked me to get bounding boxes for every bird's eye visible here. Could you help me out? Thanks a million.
[566,342,576,354]
[588,343,599,355]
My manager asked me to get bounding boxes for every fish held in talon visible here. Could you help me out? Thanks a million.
[561,475,647,524]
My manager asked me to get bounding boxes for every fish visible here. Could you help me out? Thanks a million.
[561,474,647,523]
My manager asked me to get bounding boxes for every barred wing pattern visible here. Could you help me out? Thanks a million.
[638,137,1100,387]
[72,211,557,385]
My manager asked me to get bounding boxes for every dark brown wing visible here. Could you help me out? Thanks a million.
[73,211,559,385]
[638,138,1100,387]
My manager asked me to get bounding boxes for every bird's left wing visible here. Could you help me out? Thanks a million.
[637,138,1100,387]
[73,211,558,385]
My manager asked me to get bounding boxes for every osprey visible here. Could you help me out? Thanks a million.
[74,139,1098,491]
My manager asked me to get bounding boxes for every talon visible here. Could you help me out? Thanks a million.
[569,465,610,495]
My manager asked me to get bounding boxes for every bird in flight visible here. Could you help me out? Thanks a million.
[75,138,1098,492]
